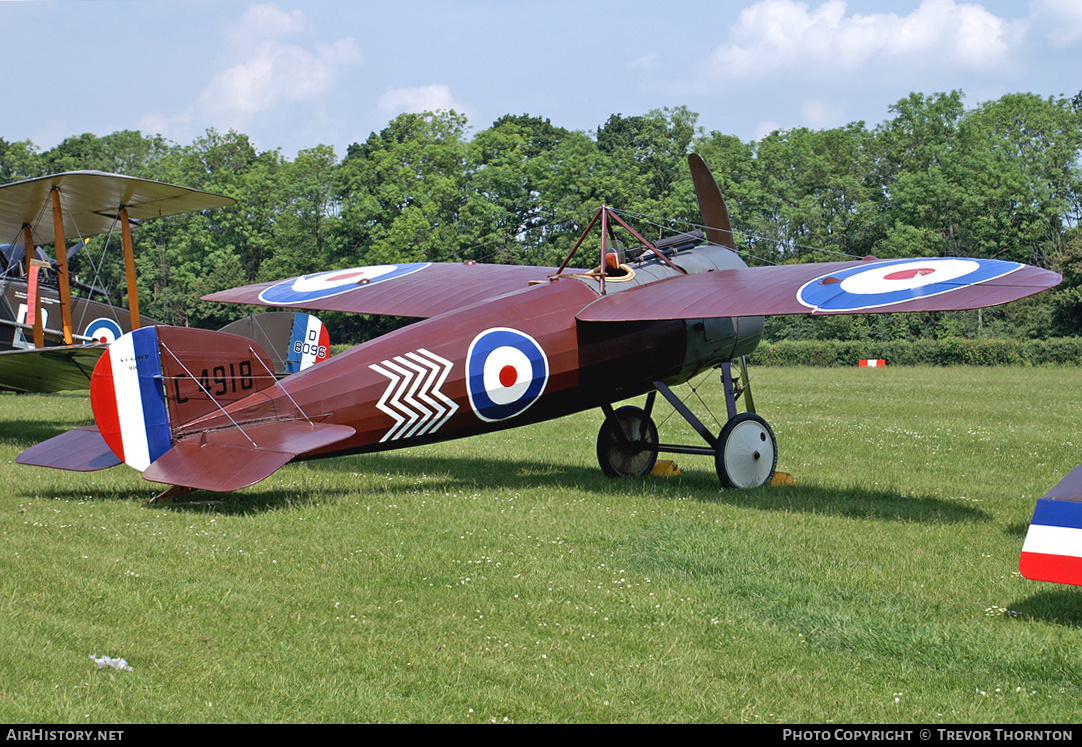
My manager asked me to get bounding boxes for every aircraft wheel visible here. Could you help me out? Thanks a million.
[596,406,659,478]
[715,413,776,489]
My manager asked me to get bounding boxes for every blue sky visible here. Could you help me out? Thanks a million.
[2,0,1081,159]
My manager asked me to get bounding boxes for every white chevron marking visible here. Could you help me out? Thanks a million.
[370,349,458,442]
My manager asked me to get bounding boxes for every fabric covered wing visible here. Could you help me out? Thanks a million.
[0,344,106,393]
[202,262,567,318]
[0,170,234,245]
[576,257,1060,322]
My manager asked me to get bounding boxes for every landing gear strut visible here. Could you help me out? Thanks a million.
[596,356,777,488]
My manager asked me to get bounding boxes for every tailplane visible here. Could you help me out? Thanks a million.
[90,325,279,471]
[20,324,353,493]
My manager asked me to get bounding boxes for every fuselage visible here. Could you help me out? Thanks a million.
[177,244,764,461]
[0,276,153,352]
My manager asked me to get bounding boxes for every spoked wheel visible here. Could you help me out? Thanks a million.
[715,413,776,489]
[596,406,659,478]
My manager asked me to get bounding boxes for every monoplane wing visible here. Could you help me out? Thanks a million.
[576,257,1060,321]
[202,262,571,318]
[0,343,105,393]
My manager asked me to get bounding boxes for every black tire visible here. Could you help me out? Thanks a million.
[715,413,776,489]
[596,406,659,478]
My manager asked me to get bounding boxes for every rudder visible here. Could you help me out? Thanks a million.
[91,326,278,472]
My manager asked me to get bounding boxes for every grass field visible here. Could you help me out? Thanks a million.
[1,365,1081,723]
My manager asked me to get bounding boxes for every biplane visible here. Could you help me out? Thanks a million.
[0,171,327,392]
[18,155,1061,503]
[0,171,232,392]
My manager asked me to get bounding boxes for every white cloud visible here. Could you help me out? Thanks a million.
[753,120,784,141]
[225,2,309,53]
[196,4,361,130]
[801,99,843,129]
[377,84,462,115]
[709,0,1013,80]
[1031,0,1082,47]
[629,53,659,70]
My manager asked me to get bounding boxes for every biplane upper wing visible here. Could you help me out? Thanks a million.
[202,262,568,318]
[576,257,1061,321]
[0,171,235,394]
[0,343,106,393]
[0,170,236,245]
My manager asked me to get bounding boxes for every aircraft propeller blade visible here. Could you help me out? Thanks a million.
[688,154,736,250]
[66,238,88,261]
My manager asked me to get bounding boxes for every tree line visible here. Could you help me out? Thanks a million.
[2,90,1081,345]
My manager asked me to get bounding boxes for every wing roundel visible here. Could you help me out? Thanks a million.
[203,262,565,318]
[576,257,1061,322]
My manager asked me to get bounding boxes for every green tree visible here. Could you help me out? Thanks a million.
[335,111,471,265]
[464,114,570,264]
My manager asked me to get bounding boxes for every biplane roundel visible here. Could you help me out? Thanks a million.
[83,317,123,345]
[466,328,549,422]
[257,263,431,305]
[797,257,1022,313]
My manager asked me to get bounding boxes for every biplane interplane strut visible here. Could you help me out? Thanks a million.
[0,171,235,392]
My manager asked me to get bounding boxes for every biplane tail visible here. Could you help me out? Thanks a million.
[1019,466,1082,586]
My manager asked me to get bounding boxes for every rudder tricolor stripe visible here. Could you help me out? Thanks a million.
[1020,496,1082,586]
[90,327,173,472]
[287,313,330,373]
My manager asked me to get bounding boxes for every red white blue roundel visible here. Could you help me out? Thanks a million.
[83,317,123,344]
[797,257,1023,313]
[257,263,430,305]
[467,328,549,422]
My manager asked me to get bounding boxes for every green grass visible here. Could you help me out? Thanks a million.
[1,366,1082,723]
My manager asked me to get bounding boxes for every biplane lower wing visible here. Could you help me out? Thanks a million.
[202,262,572,318]
[1019,467,1082,586]
[142,421,355,492]
[0,343,106,393]
[576,257,1061,321]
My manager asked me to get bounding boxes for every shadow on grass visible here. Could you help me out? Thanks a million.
[0,417,94,448]
[187,450,989,523]
[16,449,990,524]
[1011,589,1082,627]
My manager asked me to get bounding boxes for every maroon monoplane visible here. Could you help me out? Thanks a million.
[19,156,1062,500]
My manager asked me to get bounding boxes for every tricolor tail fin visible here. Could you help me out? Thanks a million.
[216,312,330,375]
[1020,466,1082,586]
[286,312,330,373]
[90,324,354,493]
[91,325,279,472]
